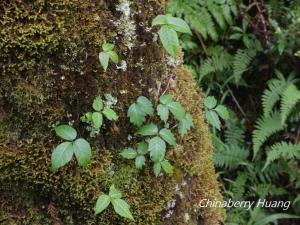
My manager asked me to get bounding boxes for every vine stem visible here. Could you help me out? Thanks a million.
[226,85,247,119]
[194,30,208,56]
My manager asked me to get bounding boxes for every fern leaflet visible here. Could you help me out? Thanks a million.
[233,48,256,82]
[252,112,284,159]
[280,84,300,124]
[263,142,300,170]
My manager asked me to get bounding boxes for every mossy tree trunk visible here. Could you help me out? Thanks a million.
[0,1,224,224]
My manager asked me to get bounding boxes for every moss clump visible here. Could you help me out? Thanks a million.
[0,0,224,224]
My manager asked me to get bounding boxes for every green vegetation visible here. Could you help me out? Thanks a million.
[152,14,192,58]
[52,125,91,172]
[168,0,300,224]
[99,43,120,71]
[95,185,134,221]
[81,96,118,136]
[51,43,194,219]
[122,94,193,176]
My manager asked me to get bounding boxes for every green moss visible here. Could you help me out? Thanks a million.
[0,0,224,224]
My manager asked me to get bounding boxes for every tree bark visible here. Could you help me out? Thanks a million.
[0,1,224,224]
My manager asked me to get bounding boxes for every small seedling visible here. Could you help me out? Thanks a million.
[51,125,91,172]
[81,96,118,136]
[95,185,134,221]
[152,14,192,58]
[99,43,119,71]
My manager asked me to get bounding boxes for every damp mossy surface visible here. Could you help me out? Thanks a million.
[0,1,224,224]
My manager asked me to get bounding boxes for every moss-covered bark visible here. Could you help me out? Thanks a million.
[0,0,224,224]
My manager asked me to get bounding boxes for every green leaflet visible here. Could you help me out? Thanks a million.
[102,107,118,121]
[178,113,194,137]
[159,128,176,146]
[136,96,154,116]
[51,142,74,172]
[92,112,103,129]
[120,148,137,159]
[136,123,158,136]
[135,155,146,169]
[158,25,179,58]
[149,136,166,162]
[99,42,119,71]
[73,138,92,167]
[95,185,134,220]
[111,198,134,221]
[55,125,77,141]
[95,194,110,215]
[93,96,104,111]
[99,52,110,72]
[157,104,169,123]
[206,110,221,130]
[167,101,186,120]
[161,160,173,174]
[127,103,146,126]
[153,162,162,177]
[109,185,122,199]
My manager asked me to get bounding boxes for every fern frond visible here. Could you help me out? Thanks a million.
[221,4,233,25]
[252,112,284,159]
[167,0,236,41]
[200,7,218,41]
[251,184,287,198]
[208,3,226,30]
[233,48,256,82]
[231,173,248,201]
[257,163,282,183]
[288,106,300,122]
[225,118,246,146]
[262,79,287,117]
[280,84,300,124]
[263,142,300,170]
[199,50,232,81]
[214,144,249,170]
[262,71,299,117]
